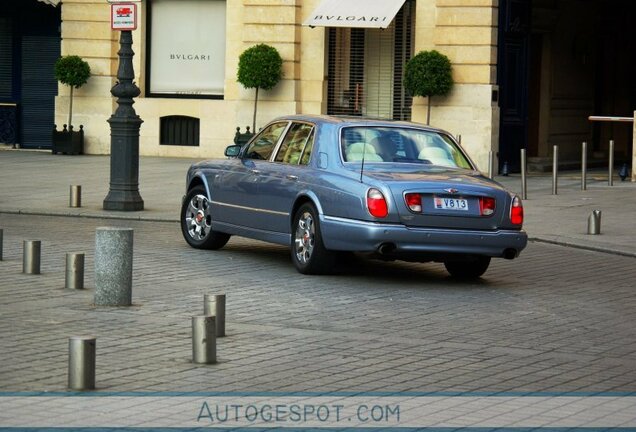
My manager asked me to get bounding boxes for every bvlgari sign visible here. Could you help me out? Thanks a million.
[310,15,389,25]
[303,0,406,29]
[149,0,226,97]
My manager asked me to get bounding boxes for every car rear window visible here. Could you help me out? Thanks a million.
[341,126,472,169]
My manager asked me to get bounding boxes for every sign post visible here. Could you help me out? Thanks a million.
[103,2,144,211]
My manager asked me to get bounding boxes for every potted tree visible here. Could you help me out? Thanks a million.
[403,50,453,125]
[52,55,91,154]
[237,44,283,132]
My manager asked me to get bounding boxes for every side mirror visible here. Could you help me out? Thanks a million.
[224,144,241,158]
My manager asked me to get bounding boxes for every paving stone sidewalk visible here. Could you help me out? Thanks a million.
[1,149,635,429]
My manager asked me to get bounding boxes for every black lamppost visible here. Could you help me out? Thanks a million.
[103,29,144,211]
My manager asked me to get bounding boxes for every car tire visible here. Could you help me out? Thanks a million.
[291,203,334,274]
[181,185,230,250]
[444,256,491,279]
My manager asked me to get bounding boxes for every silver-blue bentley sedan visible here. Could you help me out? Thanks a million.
[181,115,527,278]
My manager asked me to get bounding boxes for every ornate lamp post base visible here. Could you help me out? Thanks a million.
[103,30,144,211]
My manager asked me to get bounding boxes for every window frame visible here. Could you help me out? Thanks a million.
[145,0,226,100]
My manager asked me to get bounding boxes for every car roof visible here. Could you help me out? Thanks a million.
[270,114,450,135]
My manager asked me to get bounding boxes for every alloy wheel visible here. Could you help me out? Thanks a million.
[294,211,315,264]
[185,194,212,241]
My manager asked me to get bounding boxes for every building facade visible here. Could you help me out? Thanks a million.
[1,0,634,176]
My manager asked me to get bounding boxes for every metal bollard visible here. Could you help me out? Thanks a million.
[70,185,82,208]
[487,151,494,179]
[94,227,133,306]
[66,253,85,289]
[68,336,96,390]
[192,315,216,364]
[23,240,41,274]
[552,145,559,195]
[0,228,3,261]
[204,293,226,337]
[581,141,587,191]
[587,210,602,235]
[608,140,614,186]
[520,149,527,200]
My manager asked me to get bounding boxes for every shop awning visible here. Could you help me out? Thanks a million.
[37,0,61,6]
[303,0,407,29]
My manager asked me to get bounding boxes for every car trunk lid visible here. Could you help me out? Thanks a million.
[361,167,510,230]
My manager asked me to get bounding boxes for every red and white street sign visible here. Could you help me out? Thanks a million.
[111,3,137,30]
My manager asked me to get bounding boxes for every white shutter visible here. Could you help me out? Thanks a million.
[326,1,414,120]
[364,27,395,118]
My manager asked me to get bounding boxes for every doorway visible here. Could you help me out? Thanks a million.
[498,0,636,171]
[326,1,414,121]
[0,0,61,149]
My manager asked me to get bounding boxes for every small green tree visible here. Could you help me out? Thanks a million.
[54,55,91,129]
[237,44,283,131]
[403,50,453,125]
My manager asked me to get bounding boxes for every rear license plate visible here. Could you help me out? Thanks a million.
[434,197,468,211]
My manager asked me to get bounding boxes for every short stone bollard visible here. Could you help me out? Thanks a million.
[94,227,133,306]
[192,315,216,364]
[66,253,85,289]
[68,336,96,391]
[204,293,226,337]
[23,240,41,274]
[587,210,602,235]
[70,185,82,208]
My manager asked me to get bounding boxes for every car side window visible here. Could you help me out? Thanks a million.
[244,122,288,161]
[299,129,314,165]
[274,122,314,165]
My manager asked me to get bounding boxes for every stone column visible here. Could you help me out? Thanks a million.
[94,227,133,306]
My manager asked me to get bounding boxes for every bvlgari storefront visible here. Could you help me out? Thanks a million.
[52,0,501,171]
[22,0,636,179]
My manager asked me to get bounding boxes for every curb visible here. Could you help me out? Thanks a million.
[3,210,634,259]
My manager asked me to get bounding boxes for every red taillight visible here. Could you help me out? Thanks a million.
[367,188,388,218]
[405,193,422,212]
[510,195,523,225]
[479,196,496,216]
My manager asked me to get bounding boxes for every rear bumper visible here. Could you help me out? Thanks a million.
[320,215,528,258]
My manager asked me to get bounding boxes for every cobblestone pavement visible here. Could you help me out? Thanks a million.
[2,149,636,257]
[1,213,635,395]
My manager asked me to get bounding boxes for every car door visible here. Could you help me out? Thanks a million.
[257,122,316,233]
[212,121,289,229]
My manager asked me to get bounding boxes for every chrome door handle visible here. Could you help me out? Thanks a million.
[286,175,298,181]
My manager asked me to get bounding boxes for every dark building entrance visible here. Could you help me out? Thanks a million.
[0,0,61,149]
[497,0,636,172]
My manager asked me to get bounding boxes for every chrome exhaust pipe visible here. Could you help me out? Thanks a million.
[503,248,517,260]
[378,243,396,255]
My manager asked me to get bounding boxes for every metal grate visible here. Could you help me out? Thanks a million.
[160,115,200,146]
[326,1,414,121]
[0,18,12,101]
